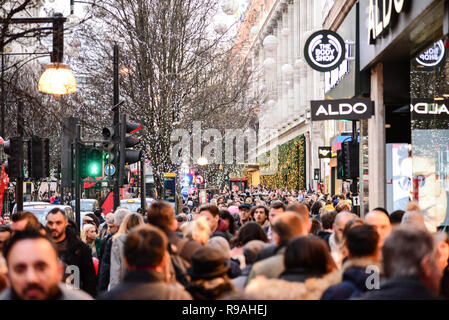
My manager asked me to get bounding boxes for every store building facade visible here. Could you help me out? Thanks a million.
[325,0,449,230]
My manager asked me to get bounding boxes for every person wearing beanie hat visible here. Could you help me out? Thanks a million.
[236,204,252,231]
[186,247,235,300]
[208,237,241,279]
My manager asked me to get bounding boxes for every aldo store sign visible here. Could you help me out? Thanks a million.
[367,0,405,44]
[311,98,375,121]
[304,30,346,72]
[411,100,449,120]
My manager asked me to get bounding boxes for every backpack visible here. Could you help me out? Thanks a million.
[169,238,192,287]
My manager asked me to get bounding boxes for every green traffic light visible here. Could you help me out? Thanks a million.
[89,163,99,175]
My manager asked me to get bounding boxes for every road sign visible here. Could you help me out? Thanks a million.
[353,196,360,207]
[105,164,116,176]
[194,175,205,185]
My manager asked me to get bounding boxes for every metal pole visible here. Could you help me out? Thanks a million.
[1,43,4,139]
[75,124,81,233]
[16,100,23,212]
[141,156,146,213]
[112,44,120,211]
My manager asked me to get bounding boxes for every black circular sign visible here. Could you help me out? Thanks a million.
[304,30,346,72]
[415,40,446,70]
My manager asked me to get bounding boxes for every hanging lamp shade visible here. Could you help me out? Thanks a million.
[38,63,77,96]
[263,35,278,52]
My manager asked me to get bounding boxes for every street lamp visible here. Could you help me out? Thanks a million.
[1,13,77,97]
[197,156,208,166]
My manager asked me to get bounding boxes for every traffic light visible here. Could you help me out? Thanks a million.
[102,126,116,164]
[314,169,320,181]
[337,149,346,180]
[4,137,23,178]
[342,141,359,179]
[28,136,50,179]
[80,145,103,179]
[119,114,142,187]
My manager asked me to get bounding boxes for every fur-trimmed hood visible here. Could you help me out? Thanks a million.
[244,257,382,300]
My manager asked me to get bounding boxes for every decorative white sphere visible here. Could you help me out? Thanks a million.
[259,84,267,93]
[263,57,276,70]
[294,58,304,68]
[250,26,259,35]
[70,37,81,48]
[221,0,239,15]
[263,35,278,52]
[214,22,228,35]
[66,14,81,28]
[267,100,277,108]
[282,64,294,76]
[281,28,290,37]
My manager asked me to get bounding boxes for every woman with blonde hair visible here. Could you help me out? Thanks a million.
[81,223,102,258]
[109,212,144,289]
[181,216,211,245]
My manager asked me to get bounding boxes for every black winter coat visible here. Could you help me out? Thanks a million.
[61,228,97,297]
[321,267,375,300]
[357,276,438,300]
[97,235,113,292]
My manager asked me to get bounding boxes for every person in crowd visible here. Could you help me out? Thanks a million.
[321,224,381,300]
[0,225,11,253]
[359,227,442,300]
[109,212,144,289]
[83,213,101,230]
[148,201,202,263]
[329,211,357,268]
[232,240,268,291]
[230,222,268,268]
[180,216,211,246]
[219,210,236,236]
[390,210,405,227]
[265,201,286,244]
[310,218,322,236]
[81,223,102,259]
[365,209,392,252]
[401,210,427,230]
[317,210,337,247]
[46,208,97,297]
[98,208,129,293]
[236,204,252,231]
[186,247,235,300]
[247,212,308,283]
[11,211,45,235]
[252,205,270,228]
[279,236,337,283]
[435,232,449,299]
[335,202,351,213]
[2,214,11,226]
[98,213,113,239]
[198,204,232,242]
[311,201,324,217]
[0,229,92,300]
[208,236,241,279]
[98,225,191,300]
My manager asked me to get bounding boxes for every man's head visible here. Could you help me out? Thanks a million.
[45,208,68,242]
[198,204,220,233]
[113,207,130,228]
[238,204,251,222]
[272,212,307,246]
[124,225,168,272]
[146,201,177,231]
[321,210,338,231]
[286,202,311,232]
[345,224,379,260]
[4,229,64,300]
[365,210,392,248]
[269,201,286,225]
[11,212,41,234]
[106,213,119,235]
[383,227,442,295]
[401,211,427,230]
[2,214,11,225]
[252,205,269,225]
[333,212,356,244]
[0,225,11,252]
[390,210,405,226]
